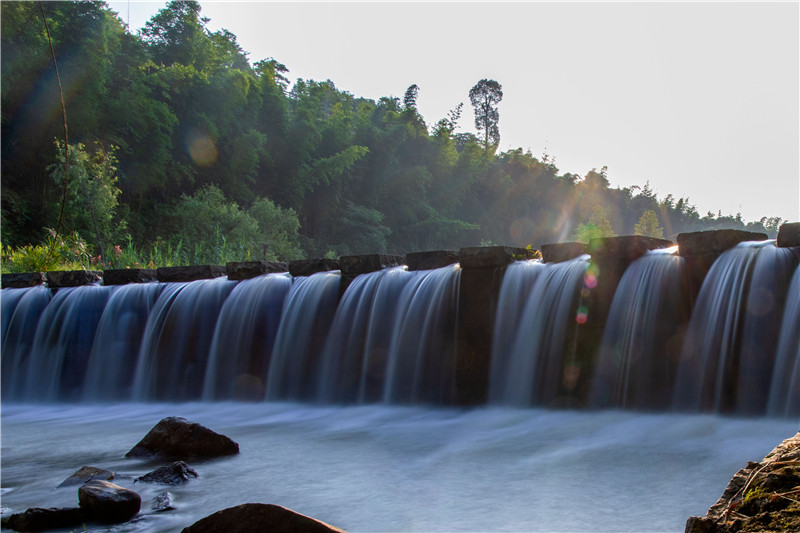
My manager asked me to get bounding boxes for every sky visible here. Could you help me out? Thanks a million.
[106,1,800,224]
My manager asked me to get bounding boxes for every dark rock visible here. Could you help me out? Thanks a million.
[78,480,140,524]
[405,251,459,271]
[677,229,767,257]
[458,246,530,269]
[102,268,157,285]
[180,503,347,533]
[45,270,102,288]
[288,258,340,277]
[339,254,405,275]
[135,461,198,485]
[588,235,674,260]
[226,261,288,280]
[540,242,588,263]
[1,507,86,532]
[125,417,239,460]
[156,265,226,283]
[58,466,115,487]
[1,272,46,289]
[777,222,800,247]
[152,491,175,512]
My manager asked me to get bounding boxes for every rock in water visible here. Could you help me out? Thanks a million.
[1,507,86,532]
[181,503,347,533]
[125,417,239,460]
[58,465,115,487]
[152,491,175,512]
[78,480,141,524]
[135,461,199,485]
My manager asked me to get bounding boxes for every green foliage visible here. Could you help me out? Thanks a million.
[571,206,617,244]
[469,79,503,151]
[634,209,665,239]
[2,229,91,273]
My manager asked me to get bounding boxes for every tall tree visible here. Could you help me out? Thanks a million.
[468,79,503,152]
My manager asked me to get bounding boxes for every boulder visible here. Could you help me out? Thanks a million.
[45,270,102,288]
[1,272,46,289]
[1,507,86,532]
[180,503,347,533]
[540,242,588,263]
[457,246,531,269]
[135,461,198,485]
[77,480,140,524]
[226,261,288,280]
[58,466,115,487]
[685,431,800,532]
[777,222,800,248]
[156,265,226,283]
[405,251,459,271]
[102,268,157,285]
[152,491,175,512]
[125,417,239,460]
[288,258,340,277]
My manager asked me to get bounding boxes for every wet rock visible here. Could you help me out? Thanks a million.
[58,466,115,487]
[156,265,226,283]
[1,272,46,289]
[405,250,459,271]
[125,417,239,460]
[45,270,102,288]
[540,242,588,263]
[777,222,800,247]
[288,258,340,277]
[1,507,86,532]
[180,503,347,533]
[226,261,288,280]
[677,229,768,257]
[78,480,140,524]
[135,461,198,485]
[458,246,530,269]
[685,431,800,533]
[152,491,175,512]
[339,254,404,275]
[102,268,157,285]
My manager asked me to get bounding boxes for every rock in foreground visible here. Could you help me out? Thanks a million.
[126,417,239,460]
[78,480,141,524]
[58,465,115,487]
[686,431,800,532]
[135,461,198,485]
[181,503,347,533]
[1,507,86,532]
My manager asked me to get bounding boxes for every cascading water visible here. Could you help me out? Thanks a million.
[674,241,800,414]
[22,285,115,402]
[589,247,691,410]
[1,285,53,400]
[767,264,800,417]
[489,256,589,407]
[382,264,461,404]
[131,277,237,401]
[265,271,341,401]
[202,273,292,401]
[82,282,166,402]
[316,266,411,404]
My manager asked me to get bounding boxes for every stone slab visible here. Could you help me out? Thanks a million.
[156,265,226,283]
[339,254,405,275]
[1,272,46,289]
[406,250,459,271]
[458,246,530,269]
[46,270,102,287]
[226,261,288,280]
[288,258,340,277]
[103,268,157,285]
[540,242,588,263]
[588,235,674,260]
[777,222,800,247]
[677,229,767,257]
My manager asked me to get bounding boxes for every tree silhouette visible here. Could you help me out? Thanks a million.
[469,79,503,151]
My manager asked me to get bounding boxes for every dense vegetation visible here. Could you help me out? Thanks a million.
[1,1,784,272]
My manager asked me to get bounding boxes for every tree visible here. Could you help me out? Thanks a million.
[403,84,419,110]
[468,79,503,151]
[571,205,617,244]
[634,209,665,239]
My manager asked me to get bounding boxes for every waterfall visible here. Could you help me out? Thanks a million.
[1,286,53,400]
[203,273,292,401]
[265,271,341,401]
[131,277,236,401]
[316,266,410,404]
[767,264,800,417]
[82,282,166,402]
[489,256,589,407]
[22,285,114,402]
[589,247,690,410]
[673,241,800,414]
[382,264,461,404]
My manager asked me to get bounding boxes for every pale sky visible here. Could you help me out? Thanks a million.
[107,1,800,224]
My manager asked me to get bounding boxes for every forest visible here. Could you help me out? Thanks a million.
[0,1,785,271]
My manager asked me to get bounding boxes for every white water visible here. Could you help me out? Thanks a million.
[2,403,796,532]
